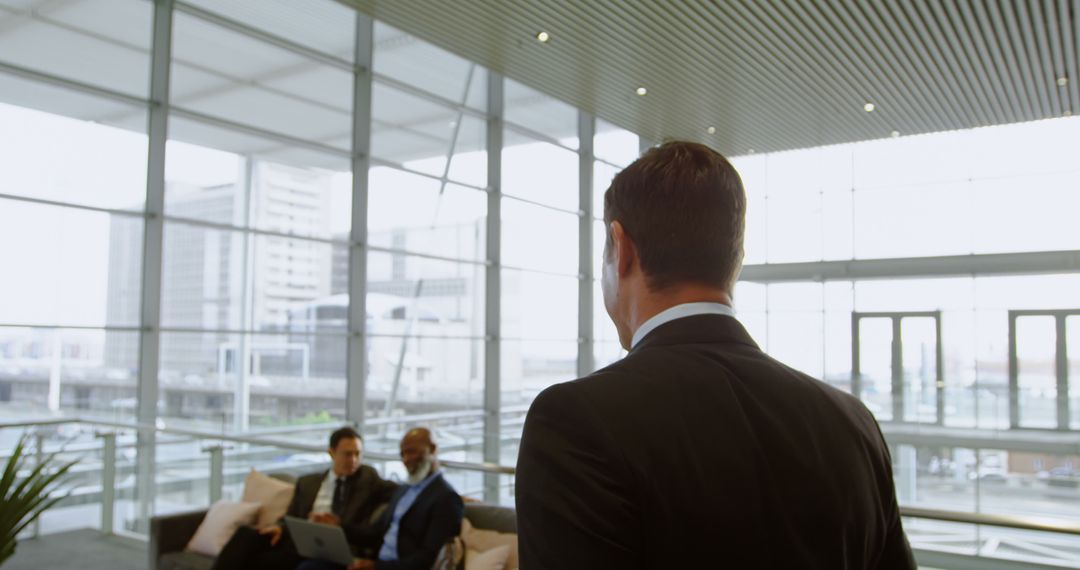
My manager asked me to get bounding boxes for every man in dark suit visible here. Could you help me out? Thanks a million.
[212,426,397,570]
[516,141,916,569]
[298,427,465,570]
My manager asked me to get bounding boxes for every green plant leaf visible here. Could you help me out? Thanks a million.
[0,459,74,536]
[0,435,28,502]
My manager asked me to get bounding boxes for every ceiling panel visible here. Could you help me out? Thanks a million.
[345,0,1080,156]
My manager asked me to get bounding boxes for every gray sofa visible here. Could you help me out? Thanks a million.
[151,498,517,570]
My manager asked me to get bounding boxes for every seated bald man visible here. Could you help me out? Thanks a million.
[297,427,465,570]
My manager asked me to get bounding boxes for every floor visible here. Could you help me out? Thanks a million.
[6,528,146,570]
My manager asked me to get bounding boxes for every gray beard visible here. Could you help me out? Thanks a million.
[407,456,433,485]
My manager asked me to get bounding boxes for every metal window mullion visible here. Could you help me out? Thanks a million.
[1056,315,1069,431]
[935,311,945,427]
[483,73,504,504]
[136,0,173,539]
[233,157,256,433]
[0,60,149,108]
[346,13,374,429]
[577,112,595,377]
[1008,312,1020,429]
[852,313,862,400]
[892,317,904,422]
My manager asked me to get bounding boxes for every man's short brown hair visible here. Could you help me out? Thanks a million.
[603,141,746,291]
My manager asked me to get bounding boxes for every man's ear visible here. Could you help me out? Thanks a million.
[610,221,636,278]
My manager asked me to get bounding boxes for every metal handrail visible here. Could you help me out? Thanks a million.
[1,417,1076,535]
[899,506,1080,536]
[0,416,514,475]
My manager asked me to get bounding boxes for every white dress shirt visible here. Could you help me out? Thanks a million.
[630,302,736,349]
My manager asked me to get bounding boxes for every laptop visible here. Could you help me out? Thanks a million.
[284,516,356,566]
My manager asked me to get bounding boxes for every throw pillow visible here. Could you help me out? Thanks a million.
[461,519,519,569]
[242,468,295,528]
[465,544,511,570]
[185,500,261,557]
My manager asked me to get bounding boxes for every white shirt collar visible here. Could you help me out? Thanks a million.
[630,302,735,349]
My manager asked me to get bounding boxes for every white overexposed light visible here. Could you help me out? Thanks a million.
[890,130,900,138]
[635,86,648,96]
[864,102,876,112]
[1058,77,1069,87]
[536,31,550,43]
[706,126,716,135]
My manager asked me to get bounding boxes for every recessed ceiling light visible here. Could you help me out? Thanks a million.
[635,86,648,96]
[536,31,550,43]
[748,148,756,154]
[706,126,716,135]
[1058,76,1069,87]
[890,130,900,138]
[864,102,876,112]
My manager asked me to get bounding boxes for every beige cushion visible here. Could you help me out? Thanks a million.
[185,500,261,557]
[465,544,511,570]
[461,519,519,569]
[242,469,295,528]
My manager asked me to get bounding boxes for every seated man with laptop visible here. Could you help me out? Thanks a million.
[296,427,465,570]
[212,426,397,570]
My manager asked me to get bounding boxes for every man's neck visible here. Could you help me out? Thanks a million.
[628,286,732,338]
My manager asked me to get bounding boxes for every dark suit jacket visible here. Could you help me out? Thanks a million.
[353,472,464,570]
[285,465,398,547]
[516,314,916,569]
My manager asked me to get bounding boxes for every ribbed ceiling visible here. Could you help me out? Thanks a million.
[345,0,1080,156]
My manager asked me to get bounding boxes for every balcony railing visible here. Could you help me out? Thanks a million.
[2,416,1078,569]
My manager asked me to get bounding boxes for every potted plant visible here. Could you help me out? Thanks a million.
[0,434,76,566]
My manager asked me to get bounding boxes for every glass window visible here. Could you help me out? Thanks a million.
[853,129,974,189]
[158,332,346,432]
[502,270,577,341]
[504,79,578,148]
[503,132,579,211]
[821,189,854,260]
[373,84,485,182]
[0,0,152,97]
[0,200,143,328]
[0,100,148,211]
[501,339,577,409]
[0,327,140,421]
[969,117,1080,179]
[165,120,352,241]
[594,119,638,167]
[501,198,578,275]
[766,191,822,263]
[171,12,353,149]
[971,172,1080,254]
[365,337,484,420]
[853,182,973,259]
[183,0,357,62]
[367,252,484,336]
[374,22,486,110]
[368,169,487,261]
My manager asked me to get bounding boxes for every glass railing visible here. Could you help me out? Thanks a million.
[2,415,1078,569]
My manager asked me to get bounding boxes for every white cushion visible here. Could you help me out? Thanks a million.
[461,518,519,569]
[242,469,295,529]
[185,500,261,557]
[465,544,511,570]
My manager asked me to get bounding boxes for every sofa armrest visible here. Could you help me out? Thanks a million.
[149,509,207,569]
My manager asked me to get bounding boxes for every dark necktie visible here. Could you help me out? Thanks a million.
[332,477,346,518]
